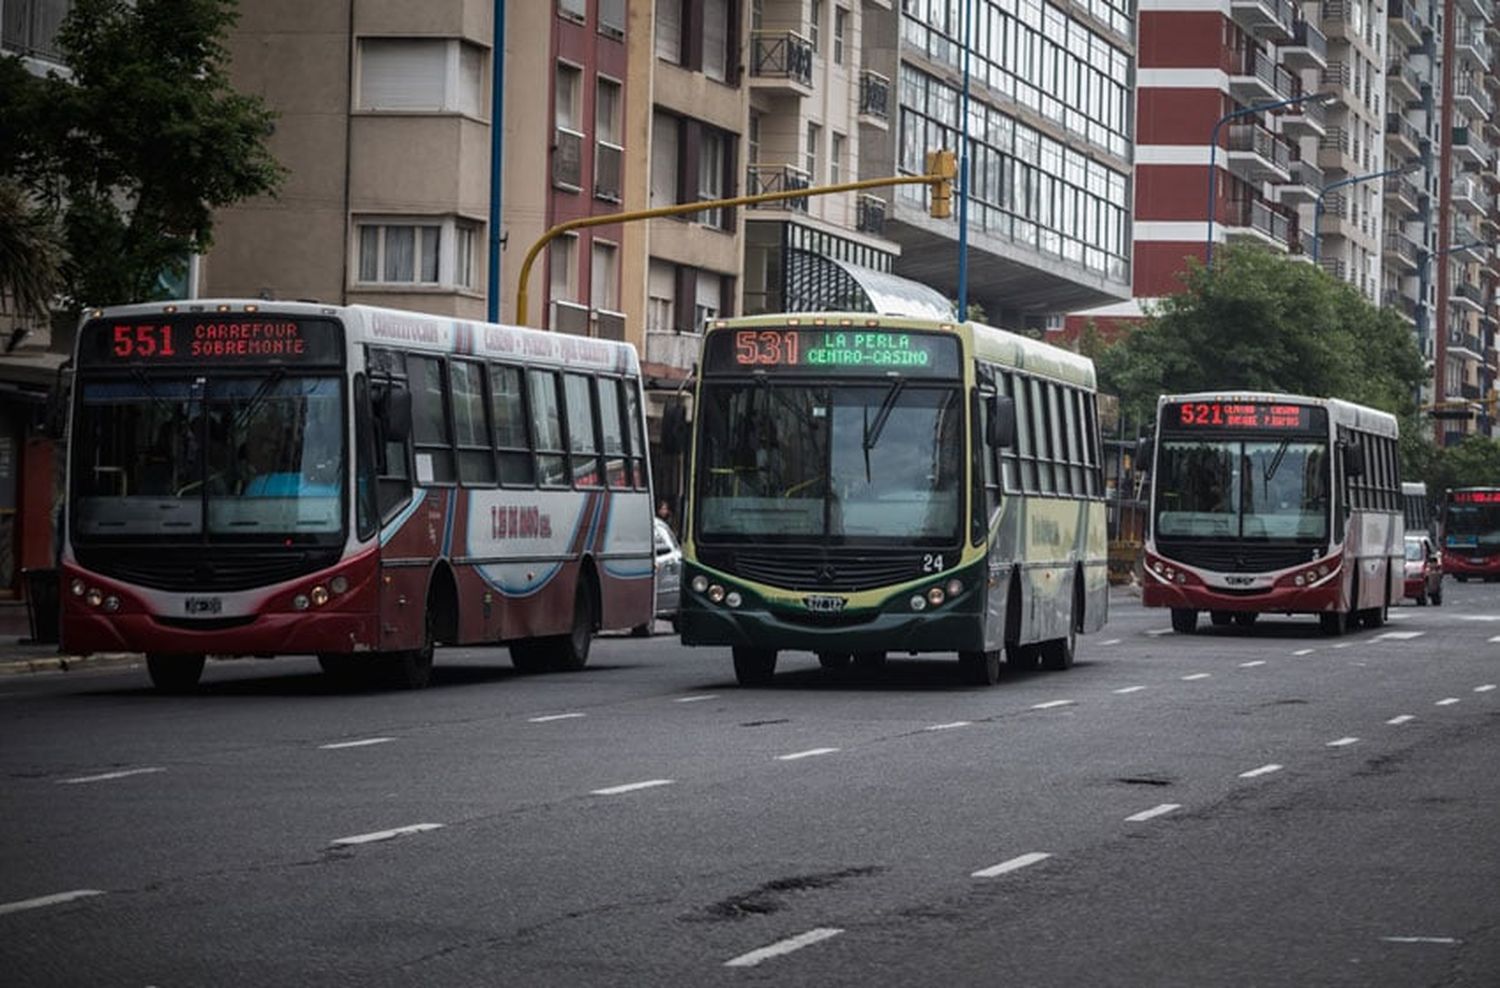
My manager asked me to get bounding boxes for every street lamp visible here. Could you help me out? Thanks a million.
[1205,92,1334,267]
[1310,163,1422,264]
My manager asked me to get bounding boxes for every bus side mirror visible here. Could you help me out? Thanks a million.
[373,382,412,442]
[662,401,689,456]
[1343,442,1366,478]
[1135,435,1153,473]
[987,394,1016,448]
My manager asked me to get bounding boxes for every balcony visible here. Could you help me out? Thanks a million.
[1450,280,1487,313]
[750,30,814,95]
[1317,191,1353,238]
[1222,196,1292,248]
[552,127,584,190]
[1226,122,1292,182]
[593,140,622,203]
[1319,0,1361,42]
[1320,61,1354,110]
[1385,61,1422,106]
[1457,0,1491,21]
[1317,126,1357,173]
[1386,113,1424,160]
[550,299,591,336]
[1276,158,1324,204]
[1230,47,1294,104]
[746,163,810,213]
[1279,18,1328,70]
[1455,78,1494,121]
[1231,0,1296,41]
[1453,126,1492,168]
[1456,32,1493,72]
[645,329,702,372]
[858,69,890,128]
[1383,230,1422,271]
[1382,289,1417,323]
[1387,0,1425,48]
[1454,175,1491,215]
[1320,258,1348,280]
[1278,93,1328,137]
[1384,169,1424,216]
[856,193,886,235]
[1449,331,1486,360]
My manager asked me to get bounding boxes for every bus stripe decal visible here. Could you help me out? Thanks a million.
[441,489,457,558]
[380,489,429,547]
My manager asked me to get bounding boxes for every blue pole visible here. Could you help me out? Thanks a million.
[487,0,506,323]
[956,0,972,321]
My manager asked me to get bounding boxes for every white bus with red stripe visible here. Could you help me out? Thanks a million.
[61,300,654,690]
[1141,392,1402,636]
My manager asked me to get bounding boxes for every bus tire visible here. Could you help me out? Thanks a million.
[146,653,205,692]
[386,605,435,690]
[1232,612,1257,627]
[317,654,364,683]
[1319,609,1348,636]
[1170,608,1198,634]
[817,651,852,670]
[630,623,653,638]
[509,639,550,673]
[959,649,1001,685]
[1209,610,1233,627]
[1456,576,1469,583]
[732,647,777,686]
[853,651,886,670]
[1041,585,1081,671]
[550,580,596,672]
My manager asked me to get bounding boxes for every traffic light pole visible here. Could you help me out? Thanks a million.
[514,170,955,325]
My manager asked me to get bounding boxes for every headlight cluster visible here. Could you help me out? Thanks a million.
[1290,562,1333,587]
[293,573,350,612]
[910,578,964,611]
[691,574,743,609]
[1149,560,1190,585]
[71,578,120,613]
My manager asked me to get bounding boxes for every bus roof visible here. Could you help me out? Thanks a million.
[80,299,641,375]
[1401,481,1427,495]
[708,312,1096,389]
[1158,391,1399,438]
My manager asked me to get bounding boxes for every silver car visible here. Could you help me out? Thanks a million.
[633,518,682,635]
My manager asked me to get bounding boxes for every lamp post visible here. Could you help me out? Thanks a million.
[1310,164,1420,265]
[956,0,974,321]
[1416,238,1498,432]
[1205,92,1333,267]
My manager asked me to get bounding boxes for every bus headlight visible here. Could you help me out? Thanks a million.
[329,575,349,595]
[707,584,726,604]
[691,575,709,594]
[71,579,87,597]
[725,591,742,608]
[946,579,963,597]
[103,596,120,613]
[86,589,103,608]
[292,594,311,611]
[910,594,927,611]
[310,586,330,607]
[926,586,946,606]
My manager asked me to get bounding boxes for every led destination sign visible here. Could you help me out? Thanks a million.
[704,328,960,377]
[1451,490,1500,505]
[78,316,344,367]
[1166,401,1323,432]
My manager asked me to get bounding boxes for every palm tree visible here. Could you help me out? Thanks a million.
[0,179,65,325]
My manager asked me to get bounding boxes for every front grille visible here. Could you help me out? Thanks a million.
[153,616,258,631]
[76,546,341,592]
[697,546,929,592]
[1156,540,1319,574]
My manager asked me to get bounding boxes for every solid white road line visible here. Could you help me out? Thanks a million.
[1239,660,1267,668]
[1435,698,1461,706]
[776,748,841,761]
[674,694,718,703]
[925,721,972,731]
[1326,737,1360,747]
[1375,631,1425,641]
[0,889,105,916]
[1332,643,1352,649]
[1180,673,1211,681]
[528,713,586,723]
[1476,684,1497,693]
[330,823,443,847]
[973,852,1051,878]
[1030,699,1074,709]
[1292,649,1315,656]
[1238,764,1283,779]
[724,928,844,967]
[1380,936,1460,945]
[591,779,674,795]
[1145,629,1173,637]
[318,737,395,750]
[1100,639,1122,646]
[1386,715,1416,725]
[1125,803,1181,823]
[1113,686,1147,694]
[57,767,165,785]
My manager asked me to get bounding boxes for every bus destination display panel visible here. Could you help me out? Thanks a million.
[1165,401,1324,432]
[1452,490,1500,505]
[78,316,344,367]
[704,327,961,377]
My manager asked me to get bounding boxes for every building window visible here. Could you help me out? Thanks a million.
[830,132,844,185]
[454,223,477,289]
[357,221,440,285]
[550,233,578,303]
[655,0,681,63]
[595,77,624,202]
[704,0,730,81]
[647,259,675,332]
[591,240,620,312]
[833,7,846,65]
[810,0,822,53]
[555,61,583,131]
[554,62,585,190]
[599,0,626,39]
[558,0,586,23]
[357,38,484,116]
[650,111,679,207]
[806,122,821,184]
[698,129,726,226]
[695,270,722,330]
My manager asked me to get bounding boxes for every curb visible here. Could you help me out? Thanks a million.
[0,652,142,676]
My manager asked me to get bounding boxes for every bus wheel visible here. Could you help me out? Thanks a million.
[630,622,653,638]
[1362,601,1388,629]
[732,647,777,686]
[1041,589,1080,671]
[1456,576,1469,583]
[551,583,596,672]
[1232,612,1257,627]
[1209,610,1232,627]
[817,651,852,670]
[318,654,364,683]
[1319,609,1348,636]
[1007,642,1039,671]
[853,651,887,670]
[146,653,205,692]
[1170,609,1198,634]
[959,649,1001,685]
[509,639,550,674]
[386,607,435,690]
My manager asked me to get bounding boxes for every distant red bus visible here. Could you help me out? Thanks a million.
[1441,487,1500,582]
[61,301,655,690]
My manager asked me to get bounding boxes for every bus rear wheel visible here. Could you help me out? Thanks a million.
[1209,611,1233,627]
[385,606,435,690]
[550,582,596,672]
[732,647,777,686]
[1006,642,1039,671]
[509,639,550,674]
[817,651,852,670]
[1319,609,1349,636]
[959,649,1001,685]
[1232,612,1257,628]
[853,651,886,670]
[318,654,365,683]
[1170,608,1198,634]
[146,653,205,692]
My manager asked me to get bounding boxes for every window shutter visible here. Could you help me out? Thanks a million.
[674,265,697,334]
[360,39,447,110]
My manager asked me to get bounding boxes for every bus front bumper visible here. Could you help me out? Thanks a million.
[61,611,381,658]
[1442,552,1498,578]
[679,605,983,654]
[1142,579,1340,614]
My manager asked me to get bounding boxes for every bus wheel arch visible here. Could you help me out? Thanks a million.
[553,557,599,672]
[426,562,460,645]
[1003,574,1037,671]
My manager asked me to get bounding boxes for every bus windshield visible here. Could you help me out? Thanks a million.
[1154,437,1329,541]
[1445,501,1500,547]
[71,375,345,541]
[696,380,963,544]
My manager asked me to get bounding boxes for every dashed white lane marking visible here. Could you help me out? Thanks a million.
[1030,699,1075,709]
[1326,737,1360,747]
[1180,673,1211,681]
[1113,686,1147,694]
[0,889,105,916]
[674,694,718,703]
[1239,660,1267,668]
[318,737,395,750]
[330,823,443,847]
[528,713,586,723]
[925,721,972,731]
[776,748,840,761]
[57,767,165,785]
[724,928,844,968]
[1145,629,1173,637]
[1238,764,1283,779]
[1332,643,1352,649]
[1100,639,1122,645]
[1381,936,1460,945]
[1490,635,1500,643]
[1125,803,1181,823]
[591,779,674,796]
[1292,649,1315,656]
[1435,698,1461,706]
[1386,715,1416,725]
[1476,685,1497,693]
[1375,631,1425,641]
[973,852,1051,878]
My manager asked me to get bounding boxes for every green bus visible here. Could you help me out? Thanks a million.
[677,313,1109,686]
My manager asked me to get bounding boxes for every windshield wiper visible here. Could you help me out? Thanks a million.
[233,366,287,430]
[1263,437,1292,484]
[862,376,905,453]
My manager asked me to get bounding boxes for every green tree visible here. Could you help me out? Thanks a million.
[1429,435,1500,492]
[0,179,65,322]
[0,0,284,314]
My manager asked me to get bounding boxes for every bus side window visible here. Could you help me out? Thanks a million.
[1029,378,1054,494]
[1063,387,1085,496]
[451,359,496,485]
[597,377,630,489]
[624,380,648,489]
[998,373,1020,493]
[1014,375,1038,493]
[409,355,456,485]
[353,374,380,540]
[490,364,535,487]
[564,373,602,488]
[1083,391,1102,498]
[369,348,413,520]
[528,369,569,487]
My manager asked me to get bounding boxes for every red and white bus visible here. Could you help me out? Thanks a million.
[1141,392,1403,635]
[1441,487,1500,582]
[61,300,655,690]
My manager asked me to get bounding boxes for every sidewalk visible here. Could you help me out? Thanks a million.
[0,638,142,676]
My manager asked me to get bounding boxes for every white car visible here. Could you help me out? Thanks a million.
[634,518,681,635]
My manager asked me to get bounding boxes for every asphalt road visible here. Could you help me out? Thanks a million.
[2,582,1498,986]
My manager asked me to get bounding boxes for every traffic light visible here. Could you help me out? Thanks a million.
[925,148,957,219]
